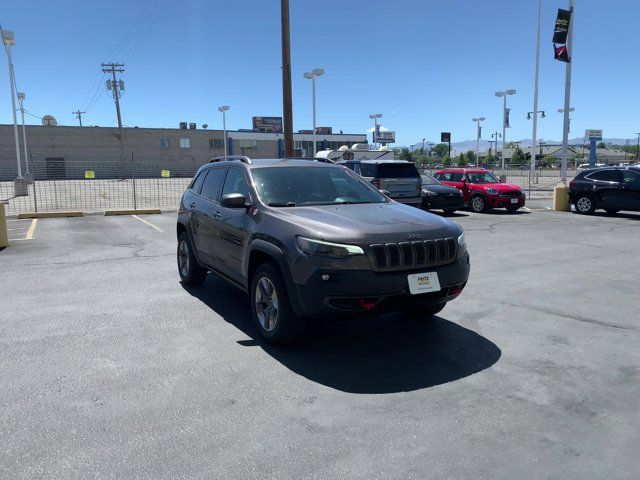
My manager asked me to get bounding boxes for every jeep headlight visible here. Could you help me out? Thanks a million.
[297,237,364,258]
[486,188,499,195]
[457,232,466,247]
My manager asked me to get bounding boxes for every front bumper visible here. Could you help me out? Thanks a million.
[393,196,423,206]
[485,194,526,209]
[423,195,464,210]
[291,252,470,318]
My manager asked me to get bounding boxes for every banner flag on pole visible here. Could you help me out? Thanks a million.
[477,125,482,139]
[554,44,570,63]
[504,108,511,128]
[552,9,571,43]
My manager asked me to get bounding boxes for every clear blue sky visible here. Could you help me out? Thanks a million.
[1,0,639,146]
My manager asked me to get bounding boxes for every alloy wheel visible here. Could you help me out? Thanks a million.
[178,240,190,277]
[576,196,592,213]
[255,277,279,332]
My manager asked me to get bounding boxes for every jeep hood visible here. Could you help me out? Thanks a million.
[274,202,461,243]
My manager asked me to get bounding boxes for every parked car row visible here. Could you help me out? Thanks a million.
[569,166,640,214]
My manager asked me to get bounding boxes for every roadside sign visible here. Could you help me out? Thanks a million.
[585,129,603,141]
[84,170,95,179]
[374,130,395,143]
[161,170,170,178]
[441,132,451,143]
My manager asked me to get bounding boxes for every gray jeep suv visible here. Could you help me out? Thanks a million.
[177,156,470,344]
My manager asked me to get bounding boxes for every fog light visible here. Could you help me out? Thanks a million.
[321,274,330,281]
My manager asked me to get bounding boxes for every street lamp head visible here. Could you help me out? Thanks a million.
[541,111,546,118]
[312,68,324,76]
[495,91,505,97]
[17,92,25,100]
[218,105,229,112]
[527,113,531,120]
[303,72,313,79]
[506,89,516,95]
[2,30,15,46]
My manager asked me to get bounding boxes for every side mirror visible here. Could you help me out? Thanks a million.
[380,189,392,197]
[221,193,248,209]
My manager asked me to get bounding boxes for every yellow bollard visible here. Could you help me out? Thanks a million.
[0,202,8,248]
[553,183,570,211]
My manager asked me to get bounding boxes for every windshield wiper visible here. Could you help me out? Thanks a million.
[268,202,297,207]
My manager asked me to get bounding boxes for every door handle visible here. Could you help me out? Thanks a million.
[189,202,196,208]
[213,211,222,219]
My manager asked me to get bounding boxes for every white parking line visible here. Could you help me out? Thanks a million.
[131,214,164,233]
[26,219,37,240]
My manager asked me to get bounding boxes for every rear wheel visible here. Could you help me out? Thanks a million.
[443,208,456,216]
[575,194,596,215]
[405,303,446,321]
[470,195,488,213]
[250,262,304,344]
[177,231,206,286]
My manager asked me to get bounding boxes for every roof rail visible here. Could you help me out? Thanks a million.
[209,155,252,165]
[310,157,336,164]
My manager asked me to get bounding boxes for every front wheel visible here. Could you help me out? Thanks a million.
[177,231,207,286]
[506,205,520,213]
[250,263,304,344]
[575,194,596,215]
[443,208,456,216]
[470,195,488,213]
[405,303,446,321]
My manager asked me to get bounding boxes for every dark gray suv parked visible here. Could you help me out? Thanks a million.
[177,156,470,344]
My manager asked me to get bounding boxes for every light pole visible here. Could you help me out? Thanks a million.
[218,105,230,156]
[303,68,324,156]
[636,133,640,162]
[2,30,22,181]
[369,113,382,147]
[17,91,30,177]
[558,107,574,132]
[530,0,542,198]
[495,89,516,170]
[472,117,485,164]
[560,0,575,182]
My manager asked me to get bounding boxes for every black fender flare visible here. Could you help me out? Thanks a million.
[176,216,206,268]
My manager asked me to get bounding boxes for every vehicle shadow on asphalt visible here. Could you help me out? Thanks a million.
[429,211,470,218]
[183,277,502,394]
[590,212,640,221]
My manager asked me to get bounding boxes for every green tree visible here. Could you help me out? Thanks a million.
[443,156,452,167]
[511,147,525,165]
[399,148,414,161]
[466,150,477,165]
[597,142,606,149]
[455,152,466,166]
[431,143,450,159]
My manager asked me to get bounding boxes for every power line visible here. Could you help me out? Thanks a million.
[121,0,176,59]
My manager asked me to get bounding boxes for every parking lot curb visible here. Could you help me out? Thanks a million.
[104,209,162,216]
[17,211,84,219]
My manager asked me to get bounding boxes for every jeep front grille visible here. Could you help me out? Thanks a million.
[370,238,457,271]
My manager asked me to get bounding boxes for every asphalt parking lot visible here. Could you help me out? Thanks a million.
[1,205,639,479]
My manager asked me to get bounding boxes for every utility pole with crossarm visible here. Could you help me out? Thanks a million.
[72,110,85,127]
[101,62,125,142]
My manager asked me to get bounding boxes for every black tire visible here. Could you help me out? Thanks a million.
[506,205,520,213]
[443,208,456,216]
[177,231,207,286]
[605,209,620,215]
[405,303,446,321]
[250,262,304,344]
[470,194,488,213]
[574,193,596,215]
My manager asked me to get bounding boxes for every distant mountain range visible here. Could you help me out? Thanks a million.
[409,138,633,152]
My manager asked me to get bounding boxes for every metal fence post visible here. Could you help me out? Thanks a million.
[131,152,137,210]
[30,150,38,212]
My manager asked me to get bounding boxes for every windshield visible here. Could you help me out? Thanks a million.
[466,172,500,184]
[421,173,440,185]
[251,166,388,206]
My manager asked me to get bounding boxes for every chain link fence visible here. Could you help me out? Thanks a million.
[1,153,578,216]
[0,153,198,216]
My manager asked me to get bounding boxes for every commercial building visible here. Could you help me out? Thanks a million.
[0,124,366,180]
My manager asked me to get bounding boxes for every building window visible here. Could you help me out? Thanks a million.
[179,138,190,149]
[209,139,224,149]
[160,138,170,149]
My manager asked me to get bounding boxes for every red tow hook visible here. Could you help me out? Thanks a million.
[360,299,377,310]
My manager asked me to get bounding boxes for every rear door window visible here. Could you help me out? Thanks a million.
[587,170,622,182]
[623,170,640,187]
[200,168,227,202]
[190,171,206,194]
[450,173,464,182]
[377,163,419,178]
[359,163,377,177]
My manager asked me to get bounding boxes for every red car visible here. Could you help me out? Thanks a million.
[434,168,525,213]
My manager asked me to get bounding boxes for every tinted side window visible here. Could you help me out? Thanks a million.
[623,170,640,187]
[450,173,464,182]
[377,163,419,178]
[436,173,450,181]
[190,171,206,194]
[588,170,622,182]
[221,168,250,198]
[200,168,226,201]
[359,163,377,177]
